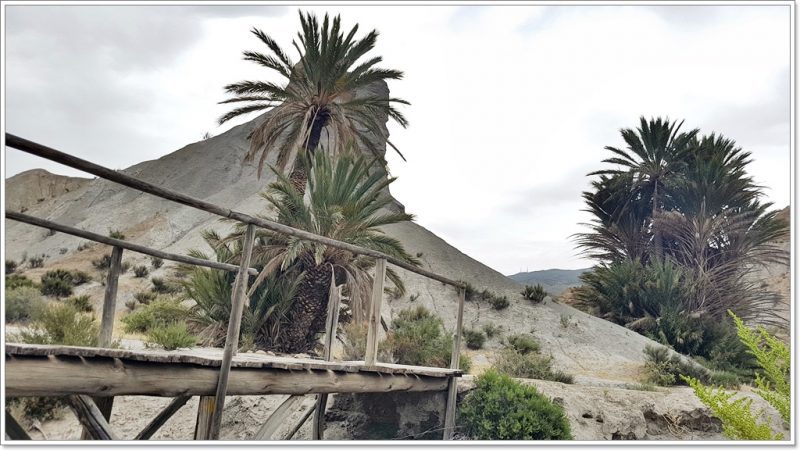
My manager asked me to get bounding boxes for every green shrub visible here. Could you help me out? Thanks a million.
[134,291,157,305]
[28,255,45,268]
[482,322,502,338]
[5,286,45,323]
[460,369,572,440]
[642,345,739,388]
[490,295,510,310]
[6,259,18,274]
[40,269,74,297]
[495,349,574,383]
[521,284,547,303]
[133,265,149,278]
[6,274,35,290]
[92,254,112,270]
[66,295,93,313]
[108,229,126,240]
[121,297,191,333]
[70,270,92,285]
[463,329,486,349]
[382,306,469,371]
[146,322,196,350]
[13,303,98,347]
[151,276,182,294]
[505,334,540,354]
[150,256,164,269]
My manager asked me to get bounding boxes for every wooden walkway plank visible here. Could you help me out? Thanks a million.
[135,395,191,440]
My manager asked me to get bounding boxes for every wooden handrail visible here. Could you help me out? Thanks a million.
[5,211,258,275]
[5,133,464,289]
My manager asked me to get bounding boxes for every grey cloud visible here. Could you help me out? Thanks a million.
[502,164,596,217]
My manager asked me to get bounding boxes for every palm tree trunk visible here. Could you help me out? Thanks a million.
[277,263,333,353]
[287,108,331,196]
[653,182,663,259]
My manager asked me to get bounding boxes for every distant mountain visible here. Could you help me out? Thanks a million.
[508,268,591,295]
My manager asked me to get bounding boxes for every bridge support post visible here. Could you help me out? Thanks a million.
[443,286,466,440]
[364,258,387,366]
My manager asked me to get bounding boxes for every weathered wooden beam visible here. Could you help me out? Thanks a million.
[443,287,466,440]
[194,396,215,440]
[67,395,118,440]
[364,258,387,366]
[6,355,449,397]
[5,133,463,289]
[285,405,314,440]
[253,395,306,440]
[207,223,256,440]
[99,245,123,347]
[135,395,191,440]
[312,277,342,440]
[5,211,257,275]
[5,409,31,440]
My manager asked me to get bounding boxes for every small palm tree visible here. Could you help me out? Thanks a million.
[219,11,409,192]
[227,150,418,353]
[590,117,699,258]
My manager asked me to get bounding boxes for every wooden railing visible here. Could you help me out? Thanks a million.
[4,133,467,440]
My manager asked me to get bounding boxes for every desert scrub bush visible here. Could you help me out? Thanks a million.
[70,270,91,285]
[13,303,98,347]
[121,297,191,333]
[6,259,17,274]
[6,274,36,290]
[463,329,486,349]
[460,369,572,440]
[5,286,45,323]
[642,345,739,388]
[482,322,502,338]
[151,276,182,294]
[133,265,149,278]
[66,295,93,313]
[146,322,196,350]
[76,242,93,251]
[121,261,132,274]
[40,269,74,297]
[134,290,157,305]
[108,229,126,240]
[490,295,510,310]
[521,284,547,303]
[505,334,540,354]
[495,349,574,383]
[28,255,45,268]
[560,313,574,328]
[92,254,112,270]
[150,256,164,269]
[383,306,470,371]
[125,299,138,310]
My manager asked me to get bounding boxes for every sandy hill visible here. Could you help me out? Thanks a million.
[5,169,91,214]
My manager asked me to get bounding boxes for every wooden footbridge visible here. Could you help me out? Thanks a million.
[3,134,466,441]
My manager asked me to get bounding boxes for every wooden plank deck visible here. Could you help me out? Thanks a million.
[5,344,460,398]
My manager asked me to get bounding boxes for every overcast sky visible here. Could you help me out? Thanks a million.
[3,3,792,274]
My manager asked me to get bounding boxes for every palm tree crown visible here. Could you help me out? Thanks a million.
[219,11,409,186]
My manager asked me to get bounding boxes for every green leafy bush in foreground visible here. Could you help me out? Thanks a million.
[146,322,196,350]
[5,286,46,323]
[12,303,98,347]
[681,311,789,440]
[122,297,191,333]
[460,369,572,440]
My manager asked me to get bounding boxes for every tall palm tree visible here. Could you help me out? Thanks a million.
[219,11,409,192]
[590,117,699,258]
[227,150,419,353]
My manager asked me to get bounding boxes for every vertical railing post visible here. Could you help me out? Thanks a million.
[200,224,256,440]
[364,258,387,366]
[83,244,123,439]
[443,285,466,440]
[312,273,342,440]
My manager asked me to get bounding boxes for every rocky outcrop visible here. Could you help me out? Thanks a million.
[5,169,90,214]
